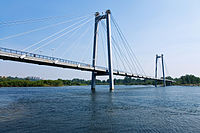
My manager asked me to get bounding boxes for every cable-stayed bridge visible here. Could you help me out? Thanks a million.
[0,10,174,90]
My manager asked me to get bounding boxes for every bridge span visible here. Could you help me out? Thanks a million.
[0,47,173,83]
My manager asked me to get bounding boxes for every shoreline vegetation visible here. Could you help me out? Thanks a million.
[0,74,199,87]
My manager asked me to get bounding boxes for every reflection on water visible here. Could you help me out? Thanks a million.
[0,85,200,133]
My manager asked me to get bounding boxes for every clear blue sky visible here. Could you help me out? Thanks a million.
[0,0,200,80]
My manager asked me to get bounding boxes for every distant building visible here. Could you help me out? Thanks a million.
[26,76,42,81]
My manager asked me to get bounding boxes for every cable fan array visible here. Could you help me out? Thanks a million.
[97,15,147,76]
[0,14,95,64]
[0,12,156,77]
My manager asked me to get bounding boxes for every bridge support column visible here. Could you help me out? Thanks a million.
[91,12,100,91]
[106,10,114,90]
[91,12,101,91]
[91,10,114,91]
[91,73,96,91]
[161,54,166,87]
[155,55,158,87]
[155,54,166,87]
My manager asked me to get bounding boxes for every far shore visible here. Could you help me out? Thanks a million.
[1,74,200,88]
[1,84,200,88]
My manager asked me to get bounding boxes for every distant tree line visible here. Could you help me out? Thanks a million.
[0,77,90,87]
[166,74,200,85]
[0,74,199,87]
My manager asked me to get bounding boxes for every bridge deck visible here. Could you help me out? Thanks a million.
[0,47,173,82]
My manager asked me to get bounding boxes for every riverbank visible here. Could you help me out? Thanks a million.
[175,84,200,86]
[0,79,89,87]
[0,76,154,87]
[0,74,200,87]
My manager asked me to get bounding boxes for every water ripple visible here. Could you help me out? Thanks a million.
[0,86,200,133]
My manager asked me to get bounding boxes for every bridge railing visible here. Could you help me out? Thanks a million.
[0,47,149,77]
[0,47,118,72]
[0,47,96,68]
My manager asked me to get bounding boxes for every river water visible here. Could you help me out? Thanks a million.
[0,85,200,133]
